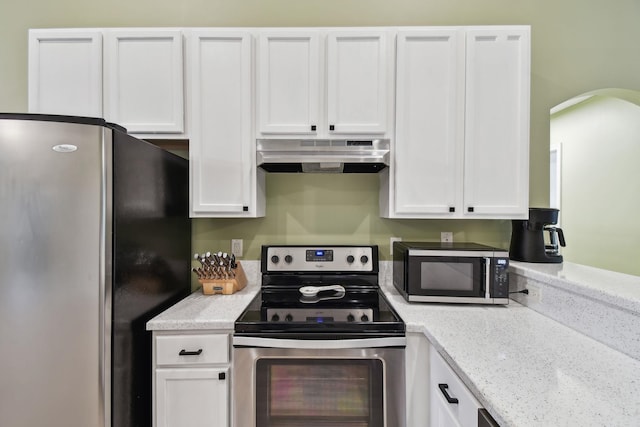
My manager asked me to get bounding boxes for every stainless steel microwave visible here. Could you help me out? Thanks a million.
[392,242,509,305]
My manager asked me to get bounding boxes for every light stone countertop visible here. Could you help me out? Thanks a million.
[146,261,261,331]
[380,278,640,427]
[147,260,640,426]
[510,261,640,314]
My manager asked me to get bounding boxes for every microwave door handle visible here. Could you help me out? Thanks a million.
[484,257,491,299]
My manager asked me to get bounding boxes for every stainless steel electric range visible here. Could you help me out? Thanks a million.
[233,245,406,427]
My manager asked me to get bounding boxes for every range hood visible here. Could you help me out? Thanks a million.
[256,139,390,173]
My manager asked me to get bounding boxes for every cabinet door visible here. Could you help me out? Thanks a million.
[326,30,390,134]
[430,350,482,427]
[431,393,464,427]
[405,334,431,426]
[104,29,184,134]
[189,31,259,217]
[155,368,228,427]
[257,31,320,135]
[463,27,530,217]
[28,29,103,117]
[394,29,464,216]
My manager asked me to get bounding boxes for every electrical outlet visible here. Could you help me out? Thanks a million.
[526,284,542,303]
[390,237,402,255]
[441,232,453,243]
[231,239,243,257]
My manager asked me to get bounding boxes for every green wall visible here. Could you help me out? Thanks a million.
[551,95,640,276]
[2,0,639,261]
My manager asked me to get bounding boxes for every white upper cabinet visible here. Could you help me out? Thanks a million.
[391,28,464,216]
[463,27,530,217]
[28,29,103,117]
[188,29,265,218]
[29,25,529,221]
[326,30,390,135]
[104,29,185,135]
[257,31,320,135]
[383,25,530,219]
[257,29,393,138]
[28,28,186,137]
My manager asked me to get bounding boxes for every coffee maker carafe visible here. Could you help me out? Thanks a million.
[510,208,566,263]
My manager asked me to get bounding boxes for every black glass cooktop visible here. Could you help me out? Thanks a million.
[235,245,405,339]
[234,287,405,339]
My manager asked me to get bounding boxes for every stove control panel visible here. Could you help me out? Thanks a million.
[266,308,374,323]
[265,246,375,272]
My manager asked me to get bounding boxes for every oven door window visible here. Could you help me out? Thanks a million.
[255,358,383,427]
[409,256,484,297]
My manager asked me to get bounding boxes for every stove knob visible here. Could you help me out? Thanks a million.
[271,313,280,322]
[347,314,355,322]
[285,314,293,322]
[360,255,369,264]
[284,255,293,264]
[271,255,280,264]
[360,314,369,322]
[346,255,355,264]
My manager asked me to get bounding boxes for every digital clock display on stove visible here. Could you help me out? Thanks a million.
[306,249,334,262]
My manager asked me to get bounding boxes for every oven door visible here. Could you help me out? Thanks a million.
[406,254,491,302]
[232,337,406,427]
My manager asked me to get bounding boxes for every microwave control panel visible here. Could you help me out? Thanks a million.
[492,257,509,298]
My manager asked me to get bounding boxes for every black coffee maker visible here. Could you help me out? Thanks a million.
[510,208,566,263]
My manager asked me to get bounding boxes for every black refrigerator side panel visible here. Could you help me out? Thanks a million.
[111,130,191,427]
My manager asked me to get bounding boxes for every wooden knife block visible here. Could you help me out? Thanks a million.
[199,261,248,295]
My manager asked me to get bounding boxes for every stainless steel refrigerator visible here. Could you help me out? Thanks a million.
[0,113,191,427]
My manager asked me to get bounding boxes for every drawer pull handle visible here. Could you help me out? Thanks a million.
[438,383,459,404]
[179,349,203,356]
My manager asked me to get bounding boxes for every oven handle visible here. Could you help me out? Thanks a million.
[233,336,406,349]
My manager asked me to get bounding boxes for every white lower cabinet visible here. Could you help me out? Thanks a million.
[155,368,228,427]
[153,331,230,427]
[408,333,495,427]
[430,346,482,427]
[406,333,431,426]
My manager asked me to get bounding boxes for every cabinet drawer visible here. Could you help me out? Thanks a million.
[430,350,481,427]
[156,333,229,366]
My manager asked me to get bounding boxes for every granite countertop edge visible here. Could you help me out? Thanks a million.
[509,260,640,313]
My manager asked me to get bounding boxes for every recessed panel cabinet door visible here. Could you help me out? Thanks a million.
[155,368,228,427]
[28,29,103,117]
[327,31,390,134]
[189,31,261,217]
[463,27,530,217]
[257,31,320,135]
[394,29,464,216]
[430,350,482,427]
[104,29,184,134]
